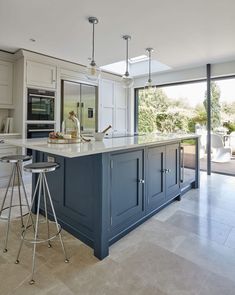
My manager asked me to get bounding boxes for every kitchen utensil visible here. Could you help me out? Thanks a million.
[94,132,105,141]
[102,125,112,134]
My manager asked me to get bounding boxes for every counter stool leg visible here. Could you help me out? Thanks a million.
[16,163,35,231]
[4,164,16,253]
[0,163,15,216]
[43,174,69,263]
[15,173,41,264]
[42,177,51,248]
[30,173,43,285]
[16,163,24,228]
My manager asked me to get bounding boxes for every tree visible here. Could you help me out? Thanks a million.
[203,81,221,129]
[138,88,190,133]
[138,88,169,133]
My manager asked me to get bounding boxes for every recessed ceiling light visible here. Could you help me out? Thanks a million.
[29,38,36,42]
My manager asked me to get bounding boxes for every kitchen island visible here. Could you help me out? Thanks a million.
[7,133,200,259]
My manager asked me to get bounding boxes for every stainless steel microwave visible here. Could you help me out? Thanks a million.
[27,88,55,121]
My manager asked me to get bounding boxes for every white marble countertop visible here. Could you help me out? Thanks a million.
[5,133,199,158]
[0,133,21,136]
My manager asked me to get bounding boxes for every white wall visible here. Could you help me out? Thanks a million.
[134,66,206,89]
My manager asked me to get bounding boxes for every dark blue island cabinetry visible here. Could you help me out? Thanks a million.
[146,143,180,214]
[32,139,199,260]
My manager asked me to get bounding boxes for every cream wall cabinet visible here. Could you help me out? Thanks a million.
[26,60,57,89]
[0,61,13,106]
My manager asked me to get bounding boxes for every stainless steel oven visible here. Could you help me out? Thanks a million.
[26,124,55,155]
[27,88,55,121]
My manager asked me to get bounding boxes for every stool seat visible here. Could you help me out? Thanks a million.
[0,155,32,163]
[24,162,59,173]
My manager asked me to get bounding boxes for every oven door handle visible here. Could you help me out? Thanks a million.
[29,94,55,99]
[28,129,55,132]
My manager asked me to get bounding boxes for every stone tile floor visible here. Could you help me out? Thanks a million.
[1,172,235,294]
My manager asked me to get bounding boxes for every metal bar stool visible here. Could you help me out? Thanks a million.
[15,162,69,285]
[0,155,32,253]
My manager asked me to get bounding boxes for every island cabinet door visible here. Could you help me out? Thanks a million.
[110,150,144,230]
[146,146,166,213]
[165,144,180,200]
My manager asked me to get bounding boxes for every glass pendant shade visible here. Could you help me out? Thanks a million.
[86,61,101,82]
[144,79,156,98]
[122,74,134,88]
[86,17,101,82]
[143,48,156,98]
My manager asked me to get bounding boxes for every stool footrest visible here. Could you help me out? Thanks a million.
[21,221,62,244]
[0,204,29,220]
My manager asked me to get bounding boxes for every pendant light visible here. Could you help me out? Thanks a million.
[86,16,101,82]
[144,48,156,97]
[121,35,134,88]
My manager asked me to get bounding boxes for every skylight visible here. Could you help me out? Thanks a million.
[129,55,148,63]
[101,58,171,77]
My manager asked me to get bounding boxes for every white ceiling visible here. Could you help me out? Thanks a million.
[0,0,235,73]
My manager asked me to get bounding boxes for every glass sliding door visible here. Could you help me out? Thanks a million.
[136,81,207,135]
[209,77,235,176]
[135,81,208,173]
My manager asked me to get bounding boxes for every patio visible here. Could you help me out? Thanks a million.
[184,146,235,176]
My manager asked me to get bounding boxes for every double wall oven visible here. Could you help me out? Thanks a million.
[26,88,55,154]
[27,88,55,121]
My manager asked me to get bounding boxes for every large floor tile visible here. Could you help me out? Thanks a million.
[225,227,235,249]
[165,210,232,245]
[174,235,235,283]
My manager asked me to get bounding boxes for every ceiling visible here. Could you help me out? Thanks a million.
[1,0,235,74]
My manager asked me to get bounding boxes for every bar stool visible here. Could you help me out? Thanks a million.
[15,162,69,285]
[0,155,32,253]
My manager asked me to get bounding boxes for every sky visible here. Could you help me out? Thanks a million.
[162,78,235,107]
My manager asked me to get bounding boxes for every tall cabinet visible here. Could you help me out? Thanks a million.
[99,79,128,134]
[0,60,13,107]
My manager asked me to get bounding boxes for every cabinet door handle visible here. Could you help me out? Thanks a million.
[165,169,171,174]
[138,179,145,184]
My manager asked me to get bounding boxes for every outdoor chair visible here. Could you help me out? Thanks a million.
[211,134,232,163]
[229,131,235,154]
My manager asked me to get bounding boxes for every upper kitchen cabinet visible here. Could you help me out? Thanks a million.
[26,60,57,89]
[0,60,13,107]
[99,79,127,134]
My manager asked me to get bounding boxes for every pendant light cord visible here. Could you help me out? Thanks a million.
[125,37,129,76]
[148,49,152,83]
[91,22,95,66]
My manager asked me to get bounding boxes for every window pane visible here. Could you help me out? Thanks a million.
[137,81,207,134]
